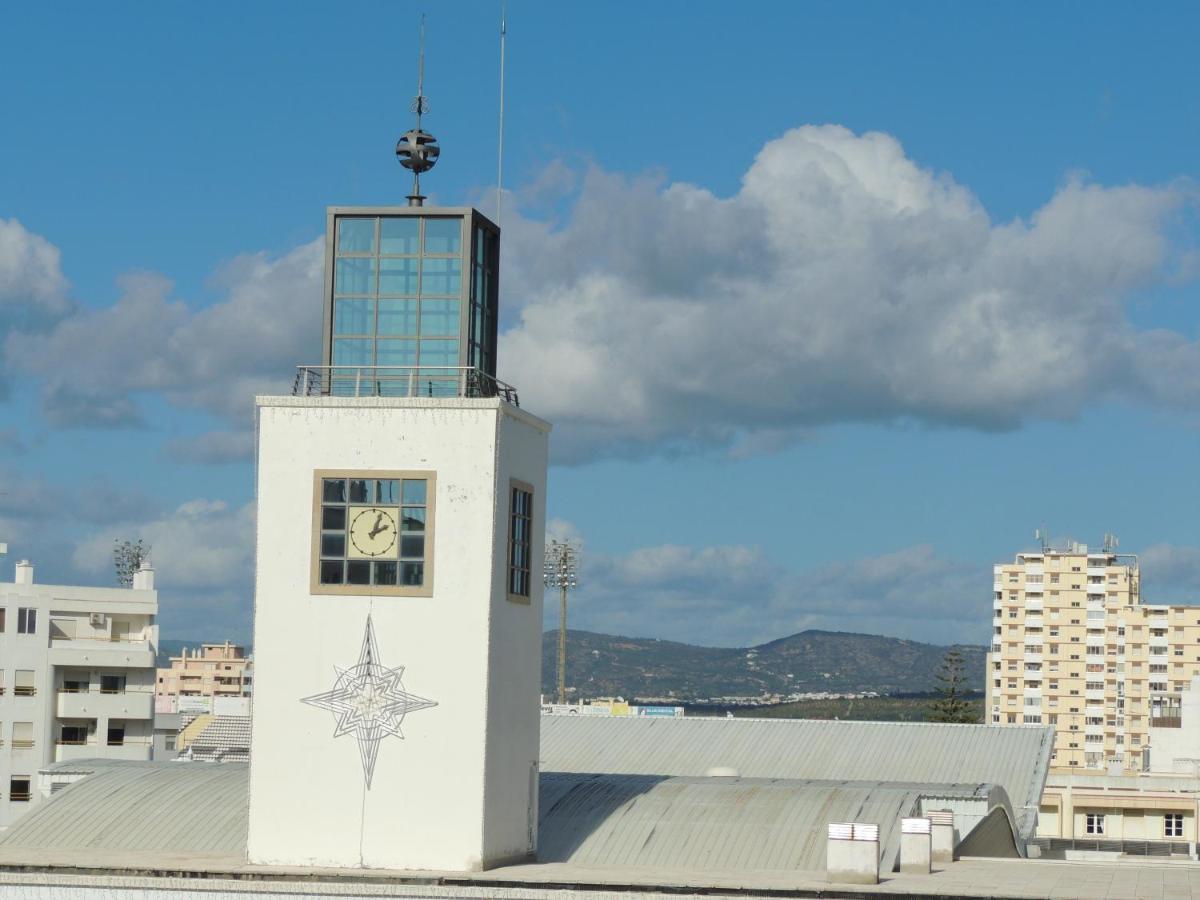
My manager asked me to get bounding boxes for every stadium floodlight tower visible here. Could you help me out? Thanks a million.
[544,539,579,705]
[247,19,550,872]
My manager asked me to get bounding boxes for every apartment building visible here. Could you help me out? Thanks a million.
[156,642,251,714]
[988,541,1200,774]
[0,559,158,827]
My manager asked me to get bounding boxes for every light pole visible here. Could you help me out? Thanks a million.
[544,539,579,705]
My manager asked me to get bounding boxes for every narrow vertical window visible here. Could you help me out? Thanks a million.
[16,608,35,635]
[507,483,533,601]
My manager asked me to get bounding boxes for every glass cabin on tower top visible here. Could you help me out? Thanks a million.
[320,206,499,395]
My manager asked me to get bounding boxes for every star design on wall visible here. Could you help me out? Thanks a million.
[301,615,437,788]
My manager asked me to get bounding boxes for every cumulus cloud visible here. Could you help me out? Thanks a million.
[4,126,1197,464]
[1140,543,1200,602]
[554,524,986,646]
[0,217,70,321]
[5,240,323,426]
[500,126,1198,460]
[73,498,255,590]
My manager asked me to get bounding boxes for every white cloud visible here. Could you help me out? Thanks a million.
[1140,543,1200,602]
[500,126,1198,460]
[5,239,323,425]
[72,498,255,591]
[0,218,70,320]
[554,524,985,647]
[3,126,1197,464]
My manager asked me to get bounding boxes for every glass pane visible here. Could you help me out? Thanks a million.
[400,562,424,586]
[320,560,344,584]
[348,479,370,503]
[380,217,419,255]
[332,338,372,366]
[333,299,373,335]
[419,300,459,337]
[419,339,459,367]
[374,561,398,585]
[424,218,462,254]
[376,339,417,367]
[379,258,420,295]
[421,258,461,295]
[402,480,427,505]
[376,479,399,504]
[400,534,425,559]
[335,258,375,295]
[475,227,486,263]
[321,533,345,557]
[321,506,346,530]
[338,217,375,254]
[401,507,426,530]
[346,561,371,585]
[322,479,346,503]
[377,299,418,335]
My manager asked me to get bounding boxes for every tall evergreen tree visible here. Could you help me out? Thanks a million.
[929,649,977,723]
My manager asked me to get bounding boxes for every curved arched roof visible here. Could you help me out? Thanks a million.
[539,773,1012,873]
[540,715,1053,837]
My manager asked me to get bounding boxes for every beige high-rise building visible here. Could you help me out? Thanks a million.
[988,540,1200,774]
[155,642,252,706]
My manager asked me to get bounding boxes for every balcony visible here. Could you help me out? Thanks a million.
[1151,716,1182,729]
[293,365,520,406]
[54,739,152,763]
[48,637,155,668]
[56,689,154,720]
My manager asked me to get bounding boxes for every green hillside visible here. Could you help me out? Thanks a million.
[540,629,986,701]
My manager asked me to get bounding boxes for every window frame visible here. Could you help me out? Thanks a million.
[506,479,535,604]
[310,469,437,598]
[16,607,35,635]
[1085,812,1105,835]
[1165,813,1184,838]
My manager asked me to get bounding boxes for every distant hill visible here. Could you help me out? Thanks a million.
[540,629,986,701]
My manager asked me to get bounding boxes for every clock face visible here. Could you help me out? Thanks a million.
[348,507,399,559]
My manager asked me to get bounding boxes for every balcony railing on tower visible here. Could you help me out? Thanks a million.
[293,366,519,406]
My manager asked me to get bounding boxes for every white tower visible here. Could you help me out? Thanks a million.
[247,69,550,867]
[247,391,548,870]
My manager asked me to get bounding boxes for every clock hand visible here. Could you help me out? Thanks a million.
[367,512,384,538]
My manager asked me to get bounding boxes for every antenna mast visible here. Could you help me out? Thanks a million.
[396,14,441,206]
[497,1,506,225]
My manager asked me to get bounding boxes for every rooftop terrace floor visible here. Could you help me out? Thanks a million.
[1,854,1200,899]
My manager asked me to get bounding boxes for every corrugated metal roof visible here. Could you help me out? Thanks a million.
[540,716,1053,837]
[0,762,246,856]
[538,773,999,873]
[0,762,1009,875]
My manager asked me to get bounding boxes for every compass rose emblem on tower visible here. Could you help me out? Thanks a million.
[301,616,438,787]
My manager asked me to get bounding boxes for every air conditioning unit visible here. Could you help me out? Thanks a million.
[89,613,106,627]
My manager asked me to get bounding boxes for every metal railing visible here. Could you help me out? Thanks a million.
[293,366,519,406]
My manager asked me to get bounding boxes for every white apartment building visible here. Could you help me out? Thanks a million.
[0,559,158,827]
[988,541,1200,774]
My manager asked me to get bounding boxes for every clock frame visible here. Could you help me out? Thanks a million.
[310,468,436,597]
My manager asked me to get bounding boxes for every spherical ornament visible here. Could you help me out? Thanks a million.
[396,128,440,175]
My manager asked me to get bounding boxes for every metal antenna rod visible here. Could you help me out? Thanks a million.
[497,1,506,225]
[415,14,426,129]
[396,13,440,206]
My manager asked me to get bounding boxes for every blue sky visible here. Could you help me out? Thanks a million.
[1,2,1198,646]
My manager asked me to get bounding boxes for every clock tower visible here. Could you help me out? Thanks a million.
[246,73,550,871]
